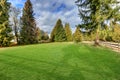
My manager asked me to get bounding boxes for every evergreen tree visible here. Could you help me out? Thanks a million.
[20,0,38,44]
[76,0,120,44]
[0,0,13,47]
[65,23,73,41]
[50,22,57,42]
[73,26,82,42]
[76,0,119,31]
[50,19,67,42]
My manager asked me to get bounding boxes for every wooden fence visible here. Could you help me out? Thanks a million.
[100,41,120,52]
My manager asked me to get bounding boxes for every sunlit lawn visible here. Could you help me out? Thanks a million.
[0,42,120,80]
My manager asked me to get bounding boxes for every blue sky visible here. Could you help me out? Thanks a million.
[8,0,81,33]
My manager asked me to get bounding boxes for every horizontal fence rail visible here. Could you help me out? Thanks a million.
[100,41,120,52]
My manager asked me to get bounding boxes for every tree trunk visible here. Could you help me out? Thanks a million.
[94,27,100,46]
[13,17,18,44]
[14,24,18,44]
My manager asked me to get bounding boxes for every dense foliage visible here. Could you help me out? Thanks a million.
[0,0,120,47]
[73,26,82,42]
[51,19,67,42]
[65,23,73,41]
[0,0,13,47]
[20,0,38,44]
[76,0,120,44]
[112,23,120,42]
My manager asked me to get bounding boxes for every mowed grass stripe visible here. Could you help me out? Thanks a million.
[0,43,120,80]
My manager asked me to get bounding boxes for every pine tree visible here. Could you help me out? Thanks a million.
[20,0,38,44]
[65,23,73,41]
[50,19,67,42]
[76,0,120,44]
[76,0,119,31]
[0,0,13,47]
[73,26,82,42]
[50,21,57,42]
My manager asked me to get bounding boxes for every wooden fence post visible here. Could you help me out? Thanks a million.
[118,42,119,51]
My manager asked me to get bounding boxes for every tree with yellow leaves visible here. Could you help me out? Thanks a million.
[0,0,13,47]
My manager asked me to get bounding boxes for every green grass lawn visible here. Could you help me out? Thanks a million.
[0,42,120,80]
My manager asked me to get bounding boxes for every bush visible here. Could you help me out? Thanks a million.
[73,27,82,43]
[112,24,120,42]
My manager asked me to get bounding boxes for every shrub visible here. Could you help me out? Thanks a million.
[73,27,82,43]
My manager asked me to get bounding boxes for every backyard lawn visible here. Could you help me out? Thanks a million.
[0,43,120,80]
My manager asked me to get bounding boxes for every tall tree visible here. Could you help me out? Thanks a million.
[50,19,67,42]
[20,0,38,44]
[50,23,57,42]
[64,23,73,41]
[9,5,21,44]
[76,0,119,30]
[0,0,13,47]
[76,0,120,44]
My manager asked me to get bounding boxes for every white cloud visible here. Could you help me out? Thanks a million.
[31,0,81,33]
[9,0,81,33]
